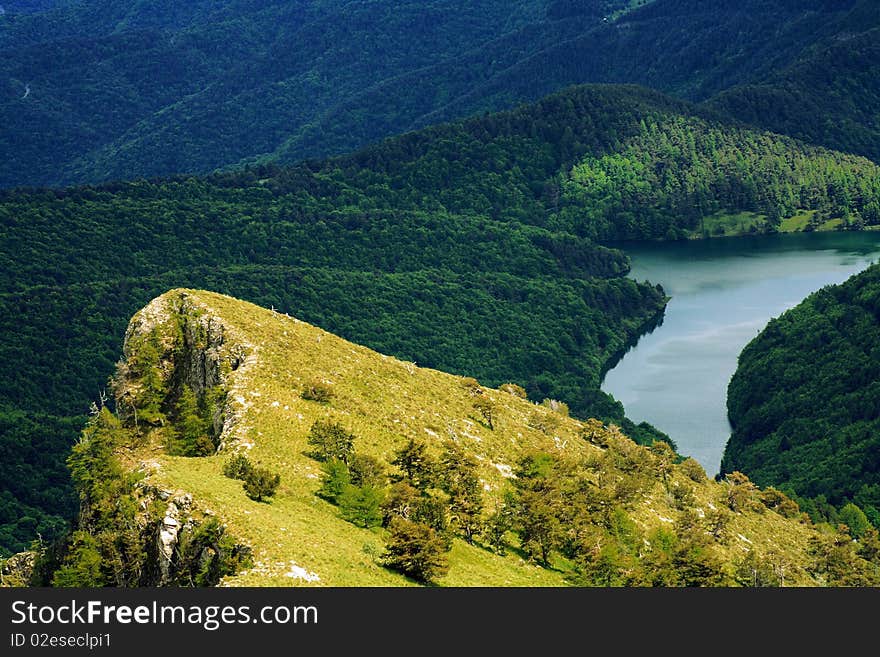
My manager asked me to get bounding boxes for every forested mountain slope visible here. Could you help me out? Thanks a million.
[2,0,874,188]
[0,0,597,187]
[24,288,877,588]
[3,84,880,555]
[723,264,880,530]
[709,3,880,163]
[283,0,867,169]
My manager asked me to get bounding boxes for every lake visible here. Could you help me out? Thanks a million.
[601,232,880,477]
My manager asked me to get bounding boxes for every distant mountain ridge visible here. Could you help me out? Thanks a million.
[709,20,880,162]
[2,0,878,188]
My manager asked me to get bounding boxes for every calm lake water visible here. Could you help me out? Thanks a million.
[601,232,880,476]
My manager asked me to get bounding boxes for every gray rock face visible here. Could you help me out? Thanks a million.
[158,507,180,584]
[178,304,225,395]
[176,300,229,437]
[117,290,250,440]
[156,493,193,585]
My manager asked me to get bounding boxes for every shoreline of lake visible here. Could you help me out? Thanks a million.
[601,231,880,476]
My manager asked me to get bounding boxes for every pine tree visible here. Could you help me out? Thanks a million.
[174,385,213,456]
[438,441,483,543]
[484,494,516,554]
[339,485,385,528]
[412,490,452,550]
[51,532,105,587]
[725,471,760,513]
[516,488,560,565]
[512,452,563,565]
[382,481,420,525]
[222,453,253,480]
[735,549,781,587]
[349,453,386,488]
[318,458,351,503]
[472,396,495,429]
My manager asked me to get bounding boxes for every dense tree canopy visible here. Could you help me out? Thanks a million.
[709,5,880,162]
[723,264,880,528]
[2,1,877,188]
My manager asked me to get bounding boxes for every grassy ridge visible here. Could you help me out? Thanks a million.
[108,289,847,586]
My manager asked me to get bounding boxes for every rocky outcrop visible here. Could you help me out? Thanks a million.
[67,289,258,587]
[156,494,192,585]
[134,482,247,587]
[115,290,253,447]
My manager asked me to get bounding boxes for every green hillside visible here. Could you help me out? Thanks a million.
[23,289,879,587]
[0,0,583,187]
[2,0,875,188]
[709,7,880,163]
[723,263,880,530]
[3,83,880,556]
